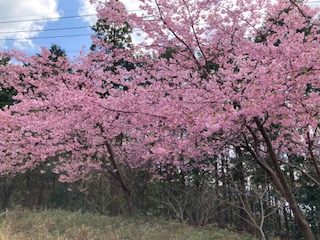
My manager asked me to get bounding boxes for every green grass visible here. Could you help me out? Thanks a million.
[0,209,256,240]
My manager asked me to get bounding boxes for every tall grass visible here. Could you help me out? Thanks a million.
[0,209,256,240]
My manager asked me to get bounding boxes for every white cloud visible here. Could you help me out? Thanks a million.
[0,0,60,50]
[78,0,142,25]
[78,0,148,44]
[78,0,98,25]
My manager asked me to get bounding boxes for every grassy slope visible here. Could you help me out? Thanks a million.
[0,209,256,240]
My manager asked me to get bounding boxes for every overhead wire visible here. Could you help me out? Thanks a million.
[4,0,310,37]
[0,26,92,35]
[0,14,96,25]
[0,0,317,24]
[1,34,92,41]
[0,6,95,21]
[0,4,155,25]
[0,29,145,41]
[0,9,154,41]
[0,7,154,25]
[0,8,152,41]
[2,0,316,44]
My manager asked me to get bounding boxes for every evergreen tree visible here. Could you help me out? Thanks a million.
[91,15,135,96]
[0,57,16,109]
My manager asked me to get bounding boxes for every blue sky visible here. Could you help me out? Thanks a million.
[0,0,319,58]
[0,0,98,56]
[0,0,144,57]
[33,0,95,56]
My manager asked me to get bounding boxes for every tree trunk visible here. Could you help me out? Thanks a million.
[235,147,249,231]
[283,206,290,237]
[253,118,315,240]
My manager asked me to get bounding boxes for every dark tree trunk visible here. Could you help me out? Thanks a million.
[253,118,315,240]
[283,206,290,237]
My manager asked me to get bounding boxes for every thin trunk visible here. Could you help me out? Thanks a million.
[98,124,132,210]
[254,118,315,240]
[105,141,135,214]
[307,132,320,181]
[105,141,131,198]
[284,206,290,237]
[235,147,249,231]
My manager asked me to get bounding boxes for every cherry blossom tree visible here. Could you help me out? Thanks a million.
[0,0,319,238]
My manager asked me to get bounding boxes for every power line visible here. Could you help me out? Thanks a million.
[0,8,93,21]
[0,26,92,35]
[1,34,92,41]
[0,28,146,41]
[0,14,96,25]
[0,0,316,25]
[0,0,149,21]
[0,11,149,25]
[0,6,156,25]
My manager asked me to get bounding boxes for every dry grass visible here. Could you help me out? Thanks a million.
[0,208,256,240]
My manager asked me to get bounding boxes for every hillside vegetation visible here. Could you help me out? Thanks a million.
[0,209,256,240]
